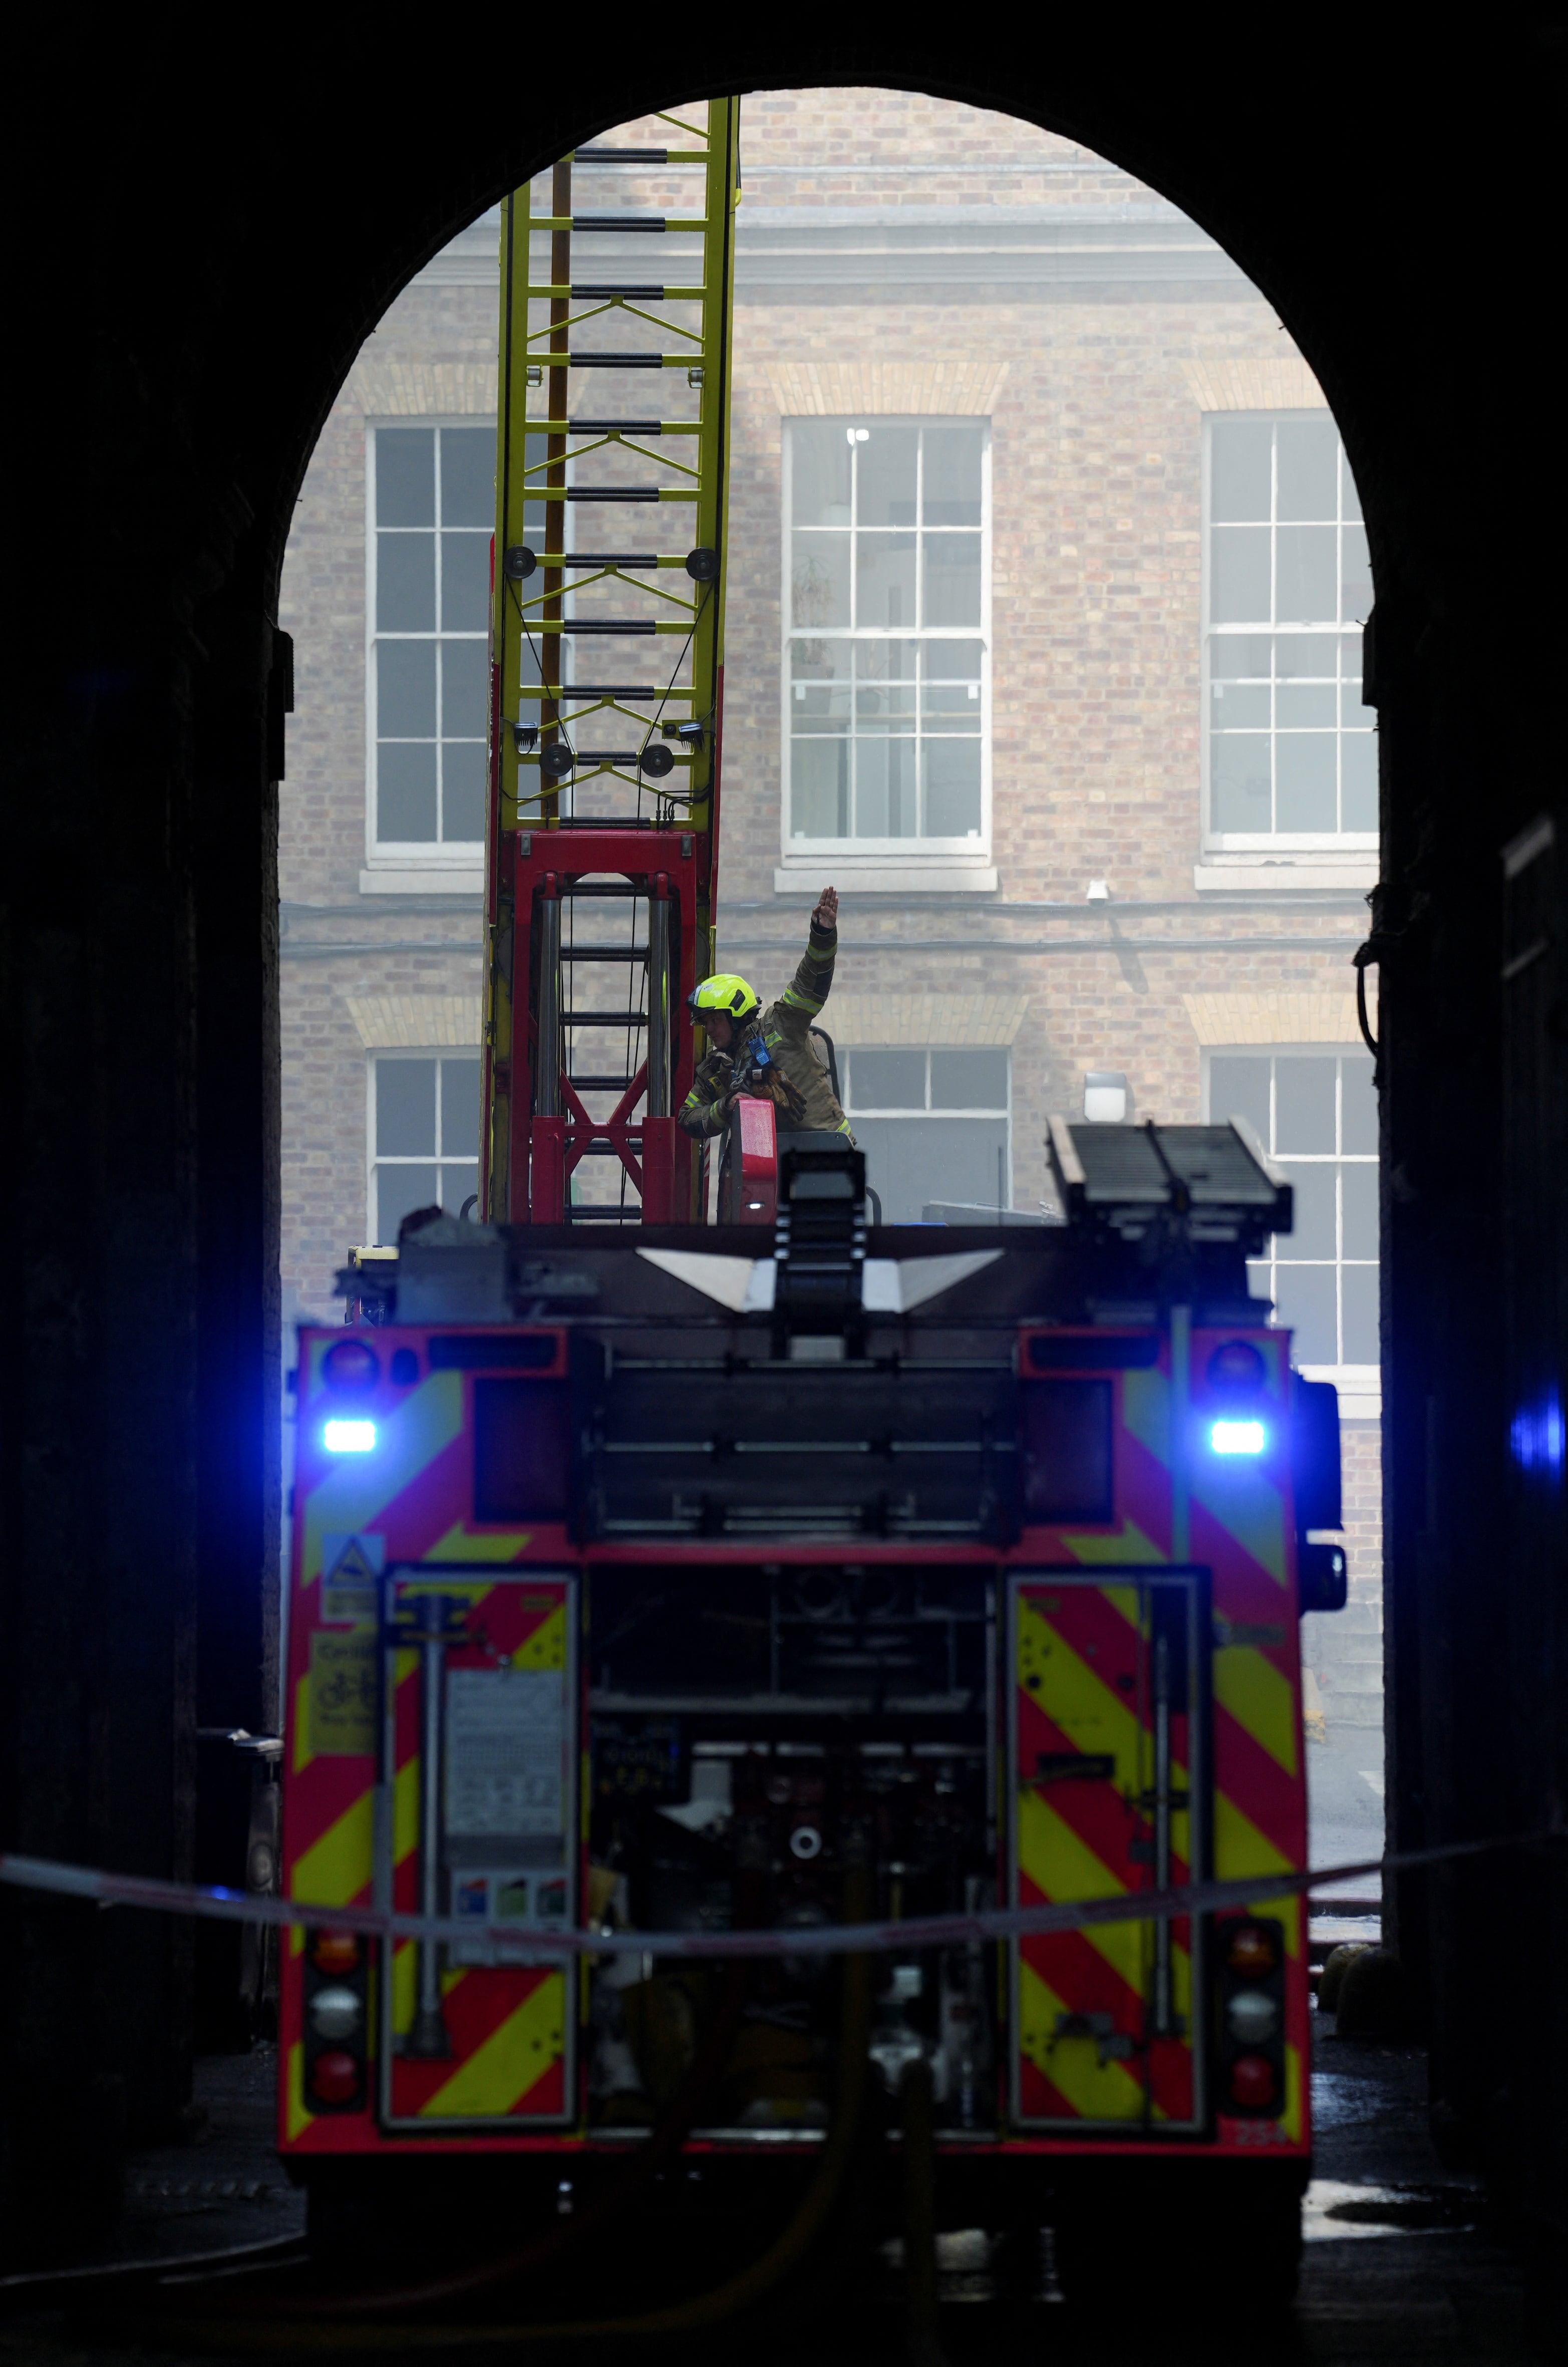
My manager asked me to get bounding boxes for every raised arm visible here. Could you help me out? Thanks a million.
[775,885,838,1039]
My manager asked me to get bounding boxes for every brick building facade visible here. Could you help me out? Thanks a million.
[278,89,1383,1788]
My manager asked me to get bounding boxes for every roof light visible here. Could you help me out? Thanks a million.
[323,1419,377,1454]
[1210,1419,1266,1456]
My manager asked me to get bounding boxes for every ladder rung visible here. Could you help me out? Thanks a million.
[555,353,678,369]
[572,147,670,165]
[569,1074,641,1089]
[517,685,694,697]
[569,284,668,299]
[566,1206,644,1221]
[535,554,660,568]
[543,620,657,635]
[571,214,675,233]
[563,1012,650,1026]
[558,945,650,959]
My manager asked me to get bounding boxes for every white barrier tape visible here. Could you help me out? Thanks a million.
[0,1834,1522,1960]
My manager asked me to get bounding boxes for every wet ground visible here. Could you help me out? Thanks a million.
[0,2015,1554,2364]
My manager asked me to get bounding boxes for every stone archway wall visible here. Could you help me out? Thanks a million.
[7,27,1564,2275]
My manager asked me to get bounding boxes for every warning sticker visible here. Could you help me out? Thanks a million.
[308,1630,377,1755]
[321,1531,385,1626]
[444,1669,565,1840]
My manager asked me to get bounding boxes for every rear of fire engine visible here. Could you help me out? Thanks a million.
[279,105,1349,2308]
[281,1122,1347,2301]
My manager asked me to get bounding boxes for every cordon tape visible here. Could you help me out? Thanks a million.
[0,1832,1544,1961]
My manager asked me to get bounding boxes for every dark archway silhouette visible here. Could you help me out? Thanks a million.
[7,24,1563,2295]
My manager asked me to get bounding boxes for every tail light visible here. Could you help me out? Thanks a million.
[1228,2054,1278,2110]
[302,1927,370,2113]
[1216,1915,1286,2119]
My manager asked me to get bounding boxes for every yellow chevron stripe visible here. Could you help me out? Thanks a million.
[514,1603,566,1671]
[1018,1957,1155,2122]
[1056,1519,1167,1565]
[1017,1598,1144,1776]
[285,2041,313,2142]
[1120,1368,1171,1467]
[301,1372,466,1585]
[1018,1789,1192,2009]
[290,1788,374,1906]
[1213,1644,1298,1775]
[422,1523,533,1562]
[419,1973,566,2118]
[1279,2037,1304,2143]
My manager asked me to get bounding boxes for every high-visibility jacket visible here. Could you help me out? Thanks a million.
[678,919,850,1141]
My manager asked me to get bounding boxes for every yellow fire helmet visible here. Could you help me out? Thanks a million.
[687,971,760,1025]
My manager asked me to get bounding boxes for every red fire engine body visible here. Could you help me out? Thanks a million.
[279,1125,1346,2287]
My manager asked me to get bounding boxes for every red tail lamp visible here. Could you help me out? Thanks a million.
[1229,2054,1278,2111]
[308,2050,361,2107]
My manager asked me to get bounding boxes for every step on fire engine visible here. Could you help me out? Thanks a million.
[293,101,1349,2303]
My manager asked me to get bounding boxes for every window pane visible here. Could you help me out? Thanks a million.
[377,743,438,840]
[438,1162,480,1215]
[856,737,917,837]
[848,1049,926,1108]
[442,638,489,739]
[1276,1058,1337,1151]
[1210,420,1272,522]
[1209,1055,1271,1147]
[1209,633,1272,678]
[855,1115,1008,1222]
[1275,635,1335,678]
[1276,682,1335,728]
[922,737,982,837]
[377,428,435,527]
[922,533,982,627]
[859,639,920,681]
[1341,731,1377,831]
[856,533,917,630]
[857,679,917,726]
[1276,418,1338,520]
[1212,682,1270,728]
[791,737,848,836]
[441,741,486,842]
[1211,735,1271,831]
[792,423,851,527]
[1340,679,1369,728]
[791,534,850,628]
[921,681,981,728]
[378,1059,437,1155]
[793,636,853,681]
[1340,521,1373,621]
[440,1060,482,1156]
[1280,1162,1336,1259]
[378,533,434,631]
[1342,1160,1378,1261]
[1210,526,1271,622]
[1276,734,1337,832]
[1341,1057,1378,1154]
[921,426,984,527]
[1341,1264,1380,1364]
[376,1164,441,1245]
[921,639,984,679]
[856,426,918,527]
[441,428,494,529]
[930,1047,1008,1108]
[378,639,436,737]
[1276,524,1337,622]
[441,532,490,633]
[1273,1263,1337,1366]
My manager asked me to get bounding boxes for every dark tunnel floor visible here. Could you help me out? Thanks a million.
[0,2017,1551,2364]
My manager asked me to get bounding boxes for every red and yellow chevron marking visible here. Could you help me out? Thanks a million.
[1011,1326,1309,2151]
[281,1328,577,2153]
[1013,1584,1196,2127]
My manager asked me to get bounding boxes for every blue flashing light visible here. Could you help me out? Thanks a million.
[324,1418,377,1455]
[1510,1388,1564,1476]
[1210,1418,1267,1457]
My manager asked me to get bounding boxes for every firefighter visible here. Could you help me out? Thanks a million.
[679,886,850,1142]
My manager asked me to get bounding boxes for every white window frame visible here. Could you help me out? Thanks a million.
[841,1044,1012,1212]
[1199,410,1376,868]
[366,1048,483,1246]
[364,419,494,888]
[780,418,992,871]
[1202,1043,1379,1406]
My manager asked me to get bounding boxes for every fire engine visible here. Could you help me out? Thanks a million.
[278,101,1348,2306]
